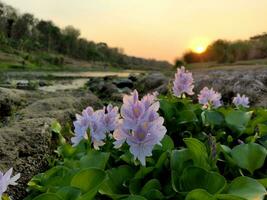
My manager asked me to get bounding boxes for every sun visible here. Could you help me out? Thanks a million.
[194,46,206,54]
[189,37,210,54]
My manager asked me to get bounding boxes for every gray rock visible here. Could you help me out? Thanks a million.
[135,73,168,94]
[99,83,119,98]
[16,80,30,90]
[113,79,133,89]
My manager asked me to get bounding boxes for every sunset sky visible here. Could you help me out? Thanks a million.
[5,0,267,62]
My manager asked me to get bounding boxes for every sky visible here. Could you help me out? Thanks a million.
[4,0,267,62]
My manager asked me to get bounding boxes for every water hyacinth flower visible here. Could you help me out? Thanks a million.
[0,168,20,198]
[103,104,119,132]
[113,90,166,165]
[71,104,119,149]
[172,66,194,97]
[198,87,222,109]
[233,94,249,108]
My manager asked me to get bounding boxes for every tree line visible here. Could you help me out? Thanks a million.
[0,1,171,69]
[182,33,267,64]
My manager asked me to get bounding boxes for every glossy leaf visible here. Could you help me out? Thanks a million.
[71,168,106,194]
[225,110,252,134]
[33,194,63,200]
[227,176,267,200]
[231,143,267,174]
[185,189,216,200]
[180,167,226,194]
[184,138,210,170]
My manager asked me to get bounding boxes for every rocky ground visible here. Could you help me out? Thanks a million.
[0,65,267,199]
[0,87,101,199]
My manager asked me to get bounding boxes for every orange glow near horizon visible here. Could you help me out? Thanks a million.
[189,37,210,54]
[194,46,206,54]
[4,0,267,63]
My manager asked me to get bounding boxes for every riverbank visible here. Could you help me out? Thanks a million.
[0,65,267,199]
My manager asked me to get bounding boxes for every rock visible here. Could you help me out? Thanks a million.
[193,68,267,106]
[113,79,133,89]
[19,92,101,123]
[16,80,30,90]
[128,74,138,82]
[0,117,53,200]
[38,80,49,87]
[87,78,105,93]
[135,73,168,94]
[110,93,124,102]
[0,88,102,199]
[103,75,118,81]
[0,88,26,119]
[120,87,132,94]
[99,83,119,98]
[155,83,168,95]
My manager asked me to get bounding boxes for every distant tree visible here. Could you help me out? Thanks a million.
[174,59,184,67]
[36,20,61,51]
[61,25,80,55]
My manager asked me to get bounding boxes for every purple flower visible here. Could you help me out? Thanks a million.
[0,168,20,198]
[114,90,166,165]
[198,87,222,109]
[172,66,194,97]
[233,94,249,108]
[71,104,119,149]
[103,104,119,132]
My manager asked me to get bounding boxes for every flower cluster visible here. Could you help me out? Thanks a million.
[198,87,222,109]
[172,66,250,110]
[72,90,166,165]
[71,67,251,166]
[0,168,20,198]
[233,94,249,108]
[172,66,194,97]
[71,104,119,149]
[113,90,166,165]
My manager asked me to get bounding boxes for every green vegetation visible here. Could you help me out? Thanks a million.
[0,1,171,71]
[24,95,267,200]
[181,33,267,64]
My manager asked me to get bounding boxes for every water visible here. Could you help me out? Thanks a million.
[39,79,88,92]
[4,70,143,92]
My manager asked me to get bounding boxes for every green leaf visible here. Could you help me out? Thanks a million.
[215,194,246,200]
[177,110,198,124]
[180,167,226,194]
[257,178,267,188]
[231,143,267,174]
[171,149,192,192]
[79,150,110,170]
[51,121,62,134]
[258,123,267,136]
[56,187,81,200]
[99,165,135,198]
[159,135,174,151]
[129,178,142,195]
[171,149,192,176]
[142,189,164,200]
[183,138,210,170]
[185,189,216,200]
[159,98,177,122]
[202,110,224,126]
[41,166,72,188]
[140,179,161,195]
[33,194,63,200]
[134,167,154,179]
[51,121,66,144]
[225,110,252,134]
[71,168,106,194]
[122,195,148,200]
[155,151,168,169]
[227,176,267,200]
